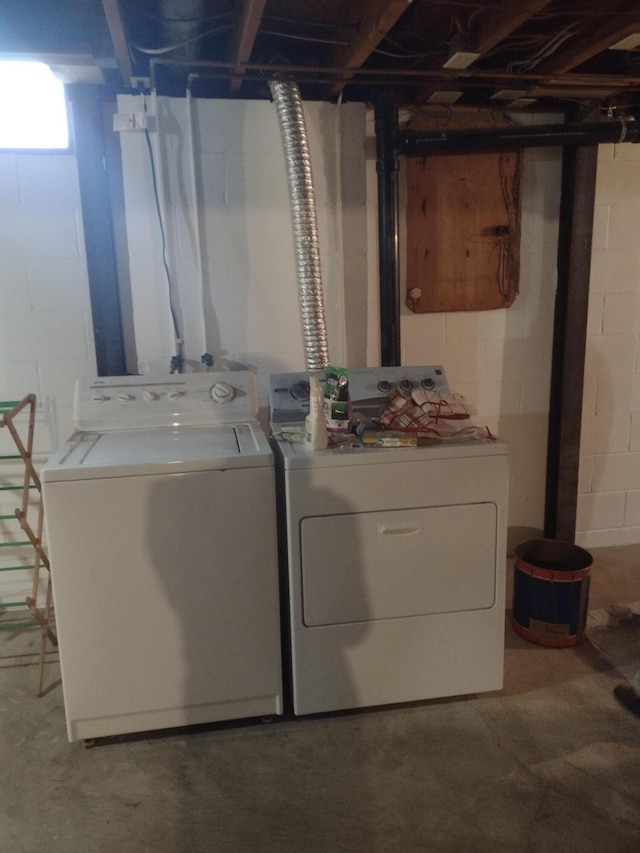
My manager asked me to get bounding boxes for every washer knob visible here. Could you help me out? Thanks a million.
[377,380,393,393]
[167,390,184,400]
[421,377,435,391]
[399,379,414,393]
[117,392,134,403]
[91,393,107,403]
[143,390,159,401]
[211,382,235,402]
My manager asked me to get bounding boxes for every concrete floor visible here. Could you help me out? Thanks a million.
[1,545,639,853]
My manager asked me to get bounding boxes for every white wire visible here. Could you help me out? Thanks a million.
[185,85,210,365]
[149,89,182,362]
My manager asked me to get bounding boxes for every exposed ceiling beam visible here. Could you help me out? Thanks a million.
[412,0,552,78]
[229,0,267,95]
[473,0,554,55]
[102,0,132,86]
[536,10,640,74]
[329,0,412,98]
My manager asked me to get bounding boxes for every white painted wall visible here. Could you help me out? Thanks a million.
[0,152,96,606]
[116,95,368,411]
[577,142,640,548]
[3,99,638,594]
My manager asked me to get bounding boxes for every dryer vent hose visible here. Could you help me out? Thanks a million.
[269,77,330,371]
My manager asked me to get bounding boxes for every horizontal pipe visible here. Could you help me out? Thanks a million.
[398,119,640,156]
[149,57,640,88]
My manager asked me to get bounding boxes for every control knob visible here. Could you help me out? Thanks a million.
[291,381,310,401]
[116,392,134,403]
[143,390,159,401]
[421,377,435,391]
[399,379,414,393]
[210,382,235,402]
[377,380,393,393]
[167,390,184,400]
[91,393,107,403]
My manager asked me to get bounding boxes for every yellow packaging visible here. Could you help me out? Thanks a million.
[361,431,417,447]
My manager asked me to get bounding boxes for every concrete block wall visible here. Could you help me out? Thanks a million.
[0,151,96,605]
[577,142,640,547]
[0,153,96,448]
[2,101,637,617]
[117,95,368,409]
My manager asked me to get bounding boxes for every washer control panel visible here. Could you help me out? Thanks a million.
[269,365,448,424]
[74,371,258,432]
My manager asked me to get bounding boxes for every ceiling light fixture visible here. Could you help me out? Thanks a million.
[609,33,640,51]
[442,34,481,70]
[491,89,528,101]
[426,90,463,105]
[507,98,537,109]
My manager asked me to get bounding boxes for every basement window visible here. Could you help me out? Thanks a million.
[0,60,69,150]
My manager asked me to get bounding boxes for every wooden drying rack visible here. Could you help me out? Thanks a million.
[0,395,56,695]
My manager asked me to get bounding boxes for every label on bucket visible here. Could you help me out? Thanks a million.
[529,618,571,640]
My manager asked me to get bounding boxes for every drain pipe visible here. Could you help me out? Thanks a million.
[375,98,401,367]
[398,116,640,157]
[269,78,330,371]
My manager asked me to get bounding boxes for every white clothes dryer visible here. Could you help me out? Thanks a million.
[42,371,282,742]
[270,366,508,716]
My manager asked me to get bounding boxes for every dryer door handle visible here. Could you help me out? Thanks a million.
[379,524,420,538]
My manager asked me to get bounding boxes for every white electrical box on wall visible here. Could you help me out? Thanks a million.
[113,111,148,132]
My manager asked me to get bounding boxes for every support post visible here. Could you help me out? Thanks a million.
[545,144,598,541]
[374,98,401,366]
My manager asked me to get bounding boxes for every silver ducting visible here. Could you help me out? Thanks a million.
[269,78,330,371]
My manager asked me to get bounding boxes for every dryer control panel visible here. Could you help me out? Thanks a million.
[74,371,259,431]
[269,365,449,424]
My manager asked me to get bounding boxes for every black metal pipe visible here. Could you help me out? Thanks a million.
[544,144,598,542]
[398,119,640,157]
[375,98,401,366]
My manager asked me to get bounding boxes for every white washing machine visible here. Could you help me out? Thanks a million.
[41,371,282,742]
[270,366,508,716]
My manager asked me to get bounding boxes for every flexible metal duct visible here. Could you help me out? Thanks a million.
[269,78,330,371]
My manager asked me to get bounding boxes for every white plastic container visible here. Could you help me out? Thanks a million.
[304,376,329,450]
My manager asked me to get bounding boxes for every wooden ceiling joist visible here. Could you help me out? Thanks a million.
[329,0,413,98]
[229,0,267,94]
[102,0,132,86]
[473,0,554,55]
[536,14,640,75]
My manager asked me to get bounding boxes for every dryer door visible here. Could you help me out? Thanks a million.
[300,502,497,626]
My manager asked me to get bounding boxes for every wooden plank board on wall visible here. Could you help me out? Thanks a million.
[404,109,521,314]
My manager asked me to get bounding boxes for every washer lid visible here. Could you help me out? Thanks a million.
[41,423,273,482]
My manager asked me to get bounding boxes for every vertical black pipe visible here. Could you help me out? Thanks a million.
[545,144,598,542]
[374,99,401,366]
[69,85,127,377]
